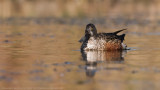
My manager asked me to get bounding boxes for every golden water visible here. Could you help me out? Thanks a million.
[0,24,160,90]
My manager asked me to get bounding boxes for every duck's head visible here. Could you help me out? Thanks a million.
[85,23,97,36]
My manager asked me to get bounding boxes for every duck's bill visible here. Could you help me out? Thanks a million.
[78,36,86,43]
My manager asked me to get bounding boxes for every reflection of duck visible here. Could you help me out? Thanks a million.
[81,50,127,77]
[79,23,127,50]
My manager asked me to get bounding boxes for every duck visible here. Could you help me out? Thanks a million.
[79,23,127,51]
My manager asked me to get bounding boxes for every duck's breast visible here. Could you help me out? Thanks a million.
[85,37,97,50]
[85,37,107,50]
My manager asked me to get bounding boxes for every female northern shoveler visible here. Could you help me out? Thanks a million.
[79,23,127,51]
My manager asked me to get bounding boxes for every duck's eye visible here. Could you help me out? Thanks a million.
[89,27,93,30]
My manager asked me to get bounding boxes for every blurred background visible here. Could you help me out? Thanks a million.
[0,0,160,90]
[0,0,160,19]
[1,0,160,28]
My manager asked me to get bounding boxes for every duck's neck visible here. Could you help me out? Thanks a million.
[84,34,90,41]
[90,33,97,38]
[85,33,97,41]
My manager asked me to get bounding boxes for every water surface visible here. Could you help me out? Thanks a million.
[0,23,160,90]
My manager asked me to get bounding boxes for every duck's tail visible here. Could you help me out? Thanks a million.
[113,28,127,35]
[119,34,125,42]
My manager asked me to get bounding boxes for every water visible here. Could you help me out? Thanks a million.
[0,22,160,90]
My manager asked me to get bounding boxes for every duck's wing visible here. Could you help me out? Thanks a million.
[100,28,127,36]
[98,29,126,42]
